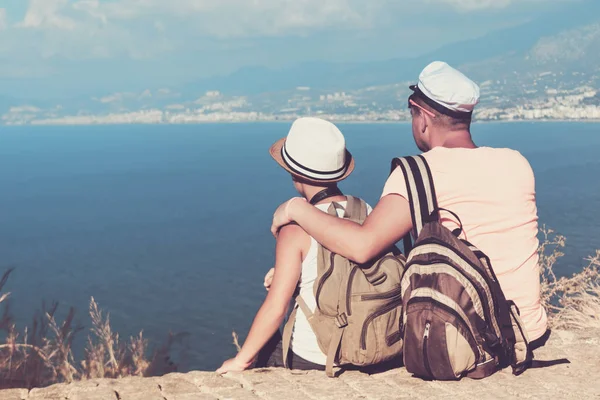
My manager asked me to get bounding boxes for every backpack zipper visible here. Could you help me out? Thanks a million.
[315,252,337,311]
[423,321,433,378]
[346,266,358,316]
[361,286,402,301]
[348,267,401,316]
[360,298,402,350]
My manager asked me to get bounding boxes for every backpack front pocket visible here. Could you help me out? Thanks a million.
[360,298,402,351]
[403,298,480,380]
[445,322,477,377]
[340,296,402,366]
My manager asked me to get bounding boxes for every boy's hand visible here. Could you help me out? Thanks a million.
[263,268,275,291]
[216,357,252,374]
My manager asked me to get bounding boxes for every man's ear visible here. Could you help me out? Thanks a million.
[420,113,428,134]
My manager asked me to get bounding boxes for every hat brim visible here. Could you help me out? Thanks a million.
[407,84,473,120]
[269,138,355,184]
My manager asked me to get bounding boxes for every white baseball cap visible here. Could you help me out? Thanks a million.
[410,61,480,119]
[269,117,354,184]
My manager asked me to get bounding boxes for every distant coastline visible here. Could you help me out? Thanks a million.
[2,116,599,127]
[2,85,599,127]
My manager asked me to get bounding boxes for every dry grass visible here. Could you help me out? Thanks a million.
[0,271,185,390]
[539,226,600,330]
[232,331,241,353]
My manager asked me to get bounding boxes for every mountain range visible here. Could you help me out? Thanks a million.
[176,1,600,95]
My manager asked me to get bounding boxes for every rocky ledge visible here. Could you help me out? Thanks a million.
[2,329,599,400]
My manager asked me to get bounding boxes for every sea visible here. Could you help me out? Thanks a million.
[0,122,598,372]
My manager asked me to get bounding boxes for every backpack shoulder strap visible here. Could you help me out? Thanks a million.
[326,202,344,217]
[282,296,314,369]
[343,196,368,224]
[391,155,439,239]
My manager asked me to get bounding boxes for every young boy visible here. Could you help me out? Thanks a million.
[217,117,370,373]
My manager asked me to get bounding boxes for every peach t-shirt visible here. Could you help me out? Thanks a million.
[382,146,548,341]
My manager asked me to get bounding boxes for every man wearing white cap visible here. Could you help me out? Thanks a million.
[270,62,549,349]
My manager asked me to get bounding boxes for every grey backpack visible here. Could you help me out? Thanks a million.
[282,196,406,377]
[395,155,532,380]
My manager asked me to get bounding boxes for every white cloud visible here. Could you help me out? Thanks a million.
[15,0,579,41]
[93,89,158,103]
[7,0,172,60]
[430,0,577,11]
[95,93,128,104]
[9,105,42,113]
[20,0,77,30]
[51,0,374,38]
[4,0,383,62]
[0,8,7,30]
[0,0,584,91]
[139,89,152,99]
[428,0,512,10]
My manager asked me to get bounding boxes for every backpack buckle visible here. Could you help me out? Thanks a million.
[335,313,348,328]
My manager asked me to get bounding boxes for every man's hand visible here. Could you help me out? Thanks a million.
[271,197,306,237]
[264,268,275,291]
[216,357,252,374]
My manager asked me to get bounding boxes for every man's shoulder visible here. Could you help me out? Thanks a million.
[422,145,523,157]
[475,147,533,173]
[383,148,535,199]
[423,146,532,171]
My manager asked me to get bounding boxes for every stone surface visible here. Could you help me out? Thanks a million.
[2,329,600,400]
[0,389,28,400]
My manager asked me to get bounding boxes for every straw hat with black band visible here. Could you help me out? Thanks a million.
[269,117,354,185]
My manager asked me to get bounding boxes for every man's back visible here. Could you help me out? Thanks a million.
[382,146,548,341]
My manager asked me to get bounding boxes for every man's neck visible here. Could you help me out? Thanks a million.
[430,129,476,149]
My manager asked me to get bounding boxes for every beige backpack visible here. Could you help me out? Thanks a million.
[282,196,406,377]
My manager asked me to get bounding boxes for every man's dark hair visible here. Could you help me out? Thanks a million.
[409,94,472,131]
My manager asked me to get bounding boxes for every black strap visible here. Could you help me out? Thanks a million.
[437,207,464,238]
[391,155,439,240]
[309,187,343,205]
[403,235,414,256]
[530,359,570,368]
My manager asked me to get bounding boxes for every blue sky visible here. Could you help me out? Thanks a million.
[0,0,581,98]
